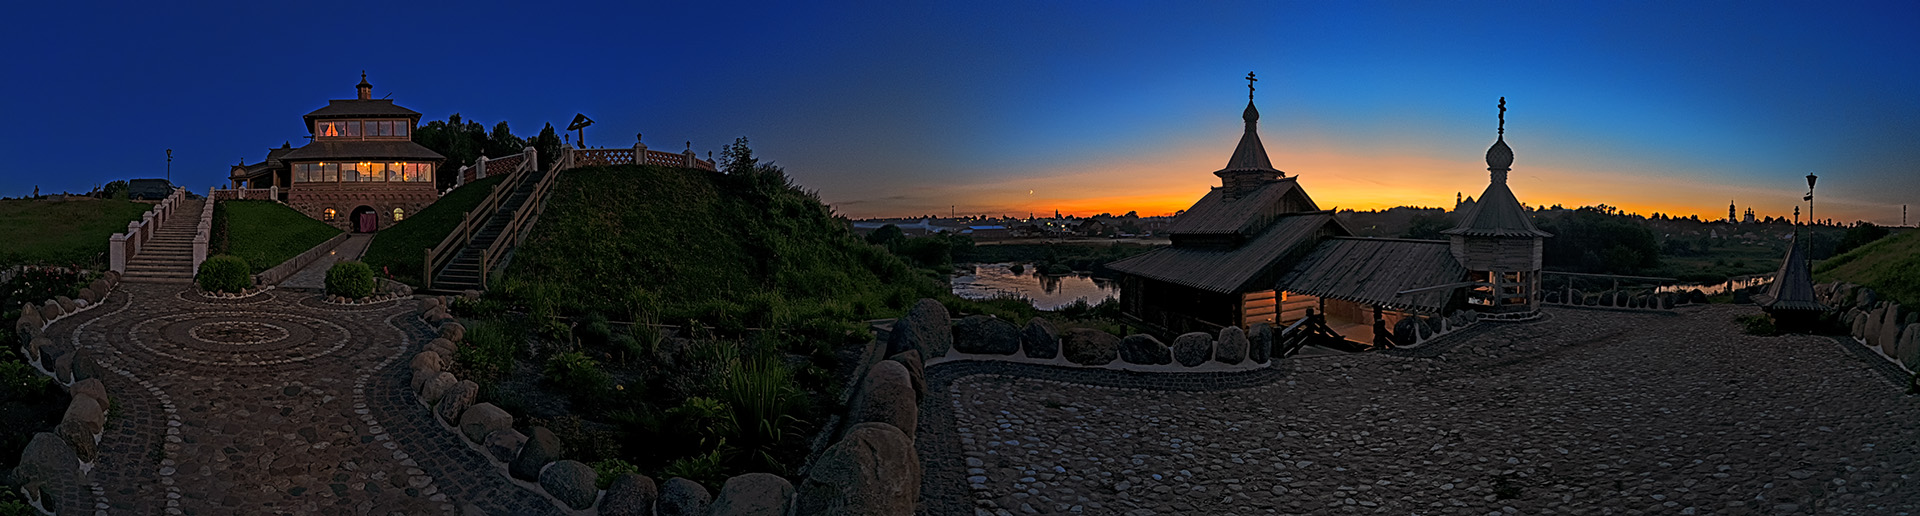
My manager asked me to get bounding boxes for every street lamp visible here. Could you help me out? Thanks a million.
[166,149,173,183]
[1804,173,1817,226]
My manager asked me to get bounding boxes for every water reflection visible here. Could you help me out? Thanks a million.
[951,263,1121,310]
[1656,274,1772,296]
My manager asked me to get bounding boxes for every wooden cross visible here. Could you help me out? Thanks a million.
[1498,97,1507,135]
[1246,72,1257,100]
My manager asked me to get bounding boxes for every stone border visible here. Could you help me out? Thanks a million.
[192,284,275,300]
[11,270,124,515]
[254,232,349,286]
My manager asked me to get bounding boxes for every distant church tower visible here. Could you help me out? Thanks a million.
[1729,200,1737,223]
[1445,98,1551,318]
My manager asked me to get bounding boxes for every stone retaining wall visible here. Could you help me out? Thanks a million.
[1823,282,1920,376]
[254,232,351,286]
[10,269,121,513]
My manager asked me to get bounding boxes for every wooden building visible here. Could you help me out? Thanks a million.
[1110,86,1552,344]
[1441,98,1551,317]
[228,73,445,232]
[1752,233,1826,330]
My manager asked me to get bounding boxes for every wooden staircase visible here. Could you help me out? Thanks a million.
[424,148,563,293]
[124,199,206,284]
[430,167,548,291]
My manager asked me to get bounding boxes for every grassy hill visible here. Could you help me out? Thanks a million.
[0,197,153,268]
[501,164,939,326]
[1815,228,1920,307]
[212,200,341,272]
[361,174,507,284]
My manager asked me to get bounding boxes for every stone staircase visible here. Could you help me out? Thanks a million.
[430,166,550,292]
[124,199,207,284]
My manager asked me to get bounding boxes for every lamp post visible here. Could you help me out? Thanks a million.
[166,149,173,183]
[1804,173,1817,226]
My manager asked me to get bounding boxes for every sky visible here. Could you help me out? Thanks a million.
[2,1,1916,225]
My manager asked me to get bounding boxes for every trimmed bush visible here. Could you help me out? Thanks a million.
[197,255,252,293]
[325,261,376,298]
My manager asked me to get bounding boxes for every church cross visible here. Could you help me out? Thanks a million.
[1246,72,1257,100]
[1498,97,1507,135]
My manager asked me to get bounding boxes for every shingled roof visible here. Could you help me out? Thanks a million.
[303,99,422,120]
[1108,212,1340,293]
[1165,179,1317,236]
[1444,179,1551,238]
[280,140,445,162]
[1278,237,1467,314]
[1752,235,1827,312]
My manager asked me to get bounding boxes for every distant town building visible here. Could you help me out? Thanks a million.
[229,73,446,232]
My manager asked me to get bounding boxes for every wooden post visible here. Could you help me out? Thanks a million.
[423,248,433,290]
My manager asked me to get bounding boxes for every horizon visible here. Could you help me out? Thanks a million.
[2,2,1916,225]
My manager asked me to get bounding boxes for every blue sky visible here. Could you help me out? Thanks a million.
[2,1,1915,224]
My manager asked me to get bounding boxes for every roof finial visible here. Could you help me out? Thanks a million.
[1497,97,1506,137]
[1246,72,1257,101]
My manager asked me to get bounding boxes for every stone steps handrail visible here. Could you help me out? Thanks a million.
[476,152,563,289]
[192,198,215,275]
[424,147,539,290]
[108,187,186,273]
[454,147,535,187]
[206,186,279,201]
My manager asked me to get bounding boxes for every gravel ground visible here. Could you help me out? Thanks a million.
[929,304,1919,515]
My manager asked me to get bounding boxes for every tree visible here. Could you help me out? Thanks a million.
[486,121,527,158]
[866,224,905,249]
[534,123,563,171]
[1834,222,1889,255]
[720,137,757,175]
[1402,213,1452,240]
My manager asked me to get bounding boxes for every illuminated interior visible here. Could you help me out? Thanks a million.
[322,208,337,221]
[315,119,410,139]
[293,162,433,183]
[392,208,405,221]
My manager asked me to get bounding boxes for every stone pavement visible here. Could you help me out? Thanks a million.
[923,304,1920,515]
[279,234,372,291]
[44,282,560,515]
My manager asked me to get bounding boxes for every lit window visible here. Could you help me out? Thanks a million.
[393,208,405,221]
[322,208,337,221]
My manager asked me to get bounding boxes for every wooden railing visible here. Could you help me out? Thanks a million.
[1273,310,1342,358]
[423,147,539,290]
[476,149,569,288]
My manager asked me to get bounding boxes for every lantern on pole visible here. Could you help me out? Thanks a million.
[1804,173,1817,225]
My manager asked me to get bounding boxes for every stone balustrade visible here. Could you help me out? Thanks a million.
[109,188,186,274]
[206,186,278,201]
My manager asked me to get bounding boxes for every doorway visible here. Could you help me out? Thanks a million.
[350,206,378,233]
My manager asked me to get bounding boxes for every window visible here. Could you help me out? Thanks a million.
[419,163,433,183]
[392,208,405,221]
[373,121,390,137]
[320,162,337,182]
[396,123,410,137]
[343,121,361,137]
[359,162,379,182]
[389,162,404,182]
[322,208,337,221]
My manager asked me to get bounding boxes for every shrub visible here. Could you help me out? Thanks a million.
[590,458,640,489]
[716,354,804,473]
[544,351,613,395]
[576,313,613,348]
[1736,314,1777,336]
[196,255,252,293]
[457,322,518,381]
[324,261,376,298]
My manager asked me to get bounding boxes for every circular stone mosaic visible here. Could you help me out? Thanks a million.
[130,311,353,367]
[187,321,291,346]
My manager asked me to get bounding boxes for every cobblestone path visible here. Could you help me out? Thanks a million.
[924,305,1920,516]
[49,283,559,515]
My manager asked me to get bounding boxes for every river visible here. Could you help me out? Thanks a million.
[950,263,1121,310]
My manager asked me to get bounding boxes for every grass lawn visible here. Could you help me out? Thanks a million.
[1816,229,1920,307]
[216,200,341,272]
[361,175,508,285]
[0,197,154,268]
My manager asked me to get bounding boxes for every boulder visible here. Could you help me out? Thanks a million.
[54,419,96,462]
[1117,334,1171,365]
[1658,293,1675,310]
[458,403,513,444]
[1171,332,1213,367]
[37,349,64,379]
[509,427,563,481]
[1247,323,1273,363]
[1691,289,1709,304]
[1216,326,1249,364]
[12,433,80,486]
[55,296,75,314]
[1392,318,1419,345]
[439,321,466,343]
[658,477,713,516]
[1060,328,1119,366]
[1879,303,1904,356]
[887,298,952,359]
[52,352,74,384]
[62,396,105,436]
[77,288,97,305]
[1856,288,1879,309]
[1852,309,1871,340]
[1897,323,1920,370]
[68,350,103,383]
[598,473,659,516]
[90,279,109,296]
[482,428,528,463]
[849,360,918,439]
[1020,317,1060,359]
[538,459,600,510]
[410,366,440,393]
[416,297,442,315]
[709,472,796,516]
[26,336,52,362]
[436,380,479,423]
[953,315,1020,355]
[70,378,108,410]
[887,350,926,402]
[40,302,62,322]
[794,422,919,516]
[420,372,457,403]
[410,351,444,374]
[428,337,458,357]
[1867,306,1888,345]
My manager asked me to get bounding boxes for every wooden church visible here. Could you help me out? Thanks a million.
[1109,79,1549,345]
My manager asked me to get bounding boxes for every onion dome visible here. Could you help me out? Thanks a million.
[1486,136,1513,172]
